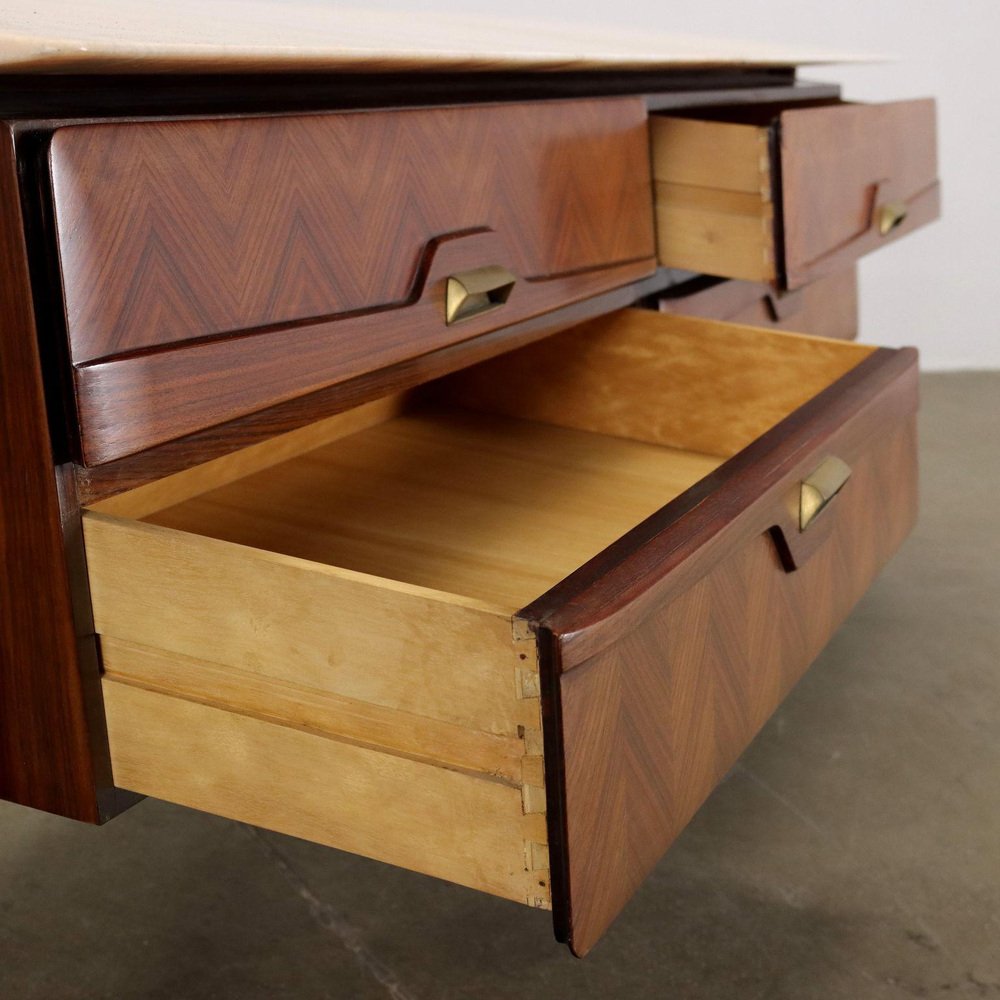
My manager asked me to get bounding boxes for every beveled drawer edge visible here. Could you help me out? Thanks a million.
[520,344,918,666]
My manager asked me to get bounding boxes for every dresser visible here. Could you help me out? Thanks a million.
[0,9,939,957]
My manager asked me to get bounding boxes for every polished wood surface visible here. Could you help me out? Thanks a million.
[49,99,655,464]
[514,342,918,955]
[51,99,653,364]
[71,242,653,466]
[657,267,860,340]
[780,99,940,287]
[0,128,106,821]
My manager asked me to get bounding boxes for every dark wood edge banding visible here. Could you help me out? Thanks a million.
[518,345,919,668]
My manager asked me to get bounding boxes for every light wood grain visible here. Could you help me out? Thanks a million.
[439,309,874,458]
[91,393,411,519]
[0,2,864,74]
[651,116,770,193]
[138,409,720,609]
[101,636,525,784]
[103,679,549,906]
[83,512,533,737]
[652,115,775,282]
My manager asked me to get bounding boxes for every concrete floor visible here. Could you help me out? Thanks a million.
[1,372,997,999]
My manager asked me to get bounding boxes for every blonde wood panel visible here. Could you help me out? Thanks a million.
[90,393,410,519]
[101,637,525,784]
[0,3,862,74]
[83,512,532,737]
[141,409,720,609]
[103,680,550,907]
[654,182,774,283]
[651,116,770,193]
[439,309,874,458]
[652,115,775,282]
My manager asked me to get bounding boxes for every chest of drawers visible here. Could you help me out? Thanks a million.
[0,23,938,957]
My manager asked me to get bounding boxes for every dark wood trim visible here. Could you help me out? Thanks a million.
[520,345,919,665]
[0,125,108,822]
[0,67,807,118]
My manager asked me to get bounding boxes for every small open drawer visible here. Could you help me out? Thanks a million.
[84,309,918,956]
[652,99,939,288]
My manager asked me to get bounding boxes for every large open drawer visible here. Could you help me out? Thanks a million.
[83,308,918,955]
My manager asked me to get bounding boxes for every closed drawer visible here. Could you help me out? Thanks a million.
[83,308,917,955]
[48,98,655,465]
[652,99,939,288]
[658,266,859,340]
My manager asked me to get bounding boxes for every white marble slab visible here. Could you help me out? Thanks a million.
[0,1,870,74]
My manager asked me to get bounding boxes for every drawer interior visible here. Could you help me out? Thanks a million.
[94,311,873,613]
[84,310,875,908]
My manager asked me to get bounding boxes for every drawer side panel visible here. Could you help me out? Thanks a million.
[103,679,550,906]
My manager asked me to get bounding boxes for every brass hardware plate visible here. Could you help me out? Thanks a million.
[878,200,908,236]
[800,456,852,530]
[445,265,517,325]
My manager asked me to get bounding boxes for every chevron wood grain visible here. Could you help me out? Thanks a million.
[657,267,860,341]
[517,344,919,955]
[50,98,654,364]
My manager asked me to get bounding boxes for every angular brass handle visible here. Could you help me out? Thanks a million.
[445,265,517,325]
[800,456,852,530]
[877,200,908,236]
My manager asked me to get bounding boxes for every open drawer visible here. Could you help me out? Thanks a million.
[83,309,918,956]
[652,99,939,288]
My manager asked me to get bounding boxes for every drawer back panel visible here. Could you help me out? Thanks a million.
[49,98,654,365]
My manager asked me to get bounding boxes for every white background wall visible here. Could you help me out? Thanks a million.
[356,0,999,369]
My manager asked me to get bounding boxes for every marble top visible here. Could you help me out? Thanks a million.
[0,1,868,74]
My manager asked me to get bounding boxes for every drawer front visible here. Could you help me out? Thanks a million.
[657,267,859,340]
[652,99,939,288]
[49,98,655,464]
[499,317,918,955]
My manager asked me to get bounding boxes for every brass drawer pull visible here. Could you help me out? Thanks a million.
[800,456,852,530]
[878,200,908,235]
[445,265,517,325]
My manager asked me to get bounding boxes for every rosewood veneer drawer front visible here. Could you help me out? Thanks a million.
[48,98,655,465]
[652,99,939,287]
[658,267,859,340]
[82,309,917,956]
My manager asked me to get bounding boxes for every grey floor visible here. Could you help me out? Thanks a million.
[1,372,997,1000]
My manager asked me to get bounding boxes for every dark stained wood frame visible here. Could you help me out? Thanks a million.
[0,126,116,822]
